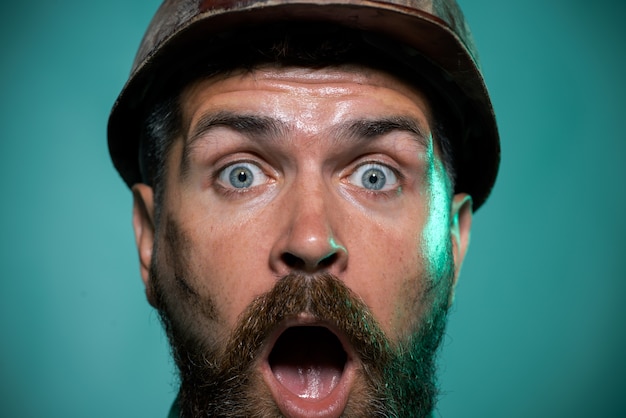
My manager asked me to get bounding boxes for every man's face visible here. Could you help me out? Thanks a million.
[132,65,472,417]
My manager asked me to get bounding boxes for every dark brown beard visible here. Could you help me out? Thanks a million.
[151,270,451,417]
[149,210,453,417]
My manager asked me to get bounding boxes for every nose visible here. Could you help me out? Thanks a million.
[269,184,348,276]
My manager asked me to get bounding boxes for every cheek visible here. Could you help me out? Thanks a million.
[173,212,275,328]
[346,217,429,339]
[150,216,226,344]
[387,239,431,338]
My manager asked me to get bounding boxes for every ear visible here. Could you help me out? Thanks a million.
[448,193,473,306]
[132,183,157,307]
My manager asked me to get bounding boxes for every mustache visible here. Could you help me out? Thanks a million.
[167,272,395,416]
[220,272,391,377]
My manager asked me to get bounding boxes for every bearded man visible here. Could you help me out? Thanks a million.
[108,0,500,416]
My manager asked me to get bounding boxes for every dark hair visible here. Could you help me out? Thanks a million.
[138,24,458,217]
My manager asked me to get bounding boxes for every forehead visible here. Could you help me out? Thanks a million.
[179,65,434,134]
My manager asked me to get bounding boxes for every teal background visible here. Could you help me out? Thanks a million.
[1,0,624,416]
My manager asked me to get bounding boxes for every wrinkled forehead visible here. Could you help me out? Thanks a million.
[178,64,436,130]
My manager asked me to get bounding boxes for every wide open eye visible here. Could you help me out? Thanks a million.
[348,163,398,191]
[218,162,268,189]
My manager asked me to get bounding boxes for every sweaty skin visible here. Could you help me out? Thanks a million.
[131,65,472,416]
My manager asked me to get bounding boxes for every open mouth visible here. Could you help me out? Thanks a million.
[269,326,347,399]
[262,324,355,417]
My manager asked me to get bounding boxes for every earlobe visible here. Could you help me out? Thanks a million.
[448,193,473,306]
[132,183,157,307]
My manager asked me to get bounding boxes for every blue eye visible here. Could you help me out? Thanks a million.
[218,162,267,189]
[349,163,398,191]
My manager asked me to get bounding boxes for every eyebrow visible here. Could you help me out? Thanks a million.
[180,111,430,177]
[340,116,429,148]
[186,111,286,146]
[181,111,286,176]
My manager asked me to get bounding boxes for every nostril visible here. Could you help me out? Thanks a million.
[281,252,340,272]
[317,253,338,269]
[281,252,305,270]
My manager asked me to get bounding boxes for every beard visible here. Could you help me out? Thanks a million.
[150,214,454,418]
[150,269,452,418]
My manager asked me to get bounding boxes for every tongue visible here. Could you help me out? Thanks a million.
[269,327,346,400]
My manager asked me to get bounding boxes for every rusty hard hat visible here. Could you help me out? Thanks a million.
[108,0,500,209]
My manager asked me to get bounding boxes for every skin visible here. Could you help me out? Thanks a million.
[131,65,473,413]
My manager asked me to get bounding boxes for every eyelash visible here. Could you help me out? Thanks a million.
[343,160,404,197]
[212,159,272,194]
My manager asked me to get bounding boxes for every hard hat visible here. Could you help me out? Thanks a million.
[108,0,500,209]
